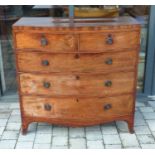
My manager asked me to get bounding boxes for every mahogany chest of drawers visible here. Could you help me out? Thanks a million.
[13,17,140,134]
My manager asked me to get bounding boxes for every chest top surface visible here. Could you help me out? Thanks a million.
[13,16,140,32]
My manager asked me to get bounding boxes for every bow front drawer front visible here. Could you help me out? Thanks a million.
[17,50,137,73]
[15,33,77,52]
[79,31,140,52]
[22,95,133,121]
[19,72,135,97]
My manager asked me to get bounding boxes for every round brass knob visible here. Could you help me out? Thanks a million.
[103,104,112,110]
[44,104,52,111]
[104,80,112,87]
[41,35,48,46]
[106,34,113,45]
[43,82,51,88]
[105,58,113,65]
[42,60,49,66]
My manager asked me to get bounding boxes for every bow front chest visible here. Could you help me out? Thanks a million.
[13,17,140,134]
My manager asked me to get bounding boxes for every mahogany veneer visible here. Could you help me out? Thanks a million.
[13,17,140,134]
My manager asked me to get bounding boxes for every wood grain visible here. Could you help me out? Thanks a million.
[17,50,137,73]
[22,94,133,119]
[15,33,77,52]
[19,72,135,97]
[79,31,139,52]
[12,17,140,33]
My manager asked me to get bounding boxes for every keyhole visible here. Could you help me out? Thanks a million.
[76,75,80,80]
[74,54,80,59]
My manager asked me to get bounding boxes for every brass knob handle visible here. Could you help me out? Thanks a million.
[104,80,112,87]
[44,103,52,111]
[42,60,49,66]
[104,104,112,110]
[41,35,48,46]
[43,82,51,88]
[106,34,113,45]
[105,58,113,65]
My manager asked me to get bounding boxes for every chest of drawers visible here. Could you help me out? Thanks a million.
[13,17,140,134]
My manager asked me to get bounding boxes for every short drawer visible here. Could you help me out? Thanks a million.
[17,50,137,73]
[22,95,133,119]
[79,31,140,52]
[19,72,135,97]
[15,32,77,52]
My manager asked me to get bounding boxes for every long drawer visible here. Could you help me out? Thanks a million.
[22,94,133,119]
[15,33,77,52]
[17,50,137,73]
[19,72,135,97]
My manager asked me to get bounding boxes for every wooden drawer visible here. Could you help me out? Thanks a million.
[79,31,139,52]
[19,72,135,97]
[17,50,137,73]
[15,33,77,52]
[22,95,133,119]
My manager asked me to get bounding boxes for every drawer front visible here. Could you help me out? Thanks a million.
[79,31,139,52]
[22,95,133,119]
[15,33,76,52]
[19,72,135,97]
[17,50,137,73]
